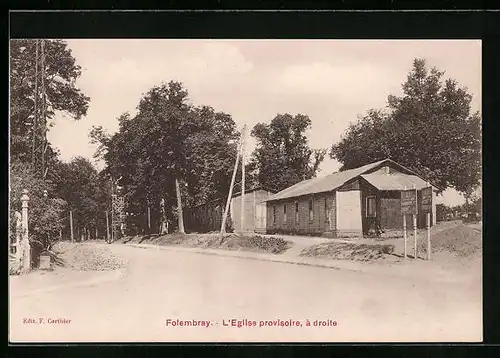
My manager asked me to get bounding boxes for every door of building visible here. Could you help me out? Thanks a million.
[336,190,363,236]
[254,202,267,232]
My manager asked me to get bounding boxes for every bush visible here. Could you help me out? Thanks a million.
[247,235,290,254]
[10,161,67,251]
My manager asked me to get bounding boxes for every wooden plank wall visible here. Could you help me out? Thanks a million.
[266,191,335,235]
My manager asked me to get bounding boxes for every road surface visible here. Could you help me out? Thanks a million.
[9,244,482,342]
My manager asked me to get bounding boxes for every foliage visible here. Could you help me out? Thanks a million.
[248,113,326,192]
[184,105,240,207]
[330,58,481,196]
[51,157,110,239]
[90,81,240,234]
[10,39,95,245]
[9,160,67,248]
[10,39,90,164]
[436,203,452,222]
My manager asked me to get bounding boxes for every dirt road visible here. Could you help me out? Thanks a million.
[9,243,482,342]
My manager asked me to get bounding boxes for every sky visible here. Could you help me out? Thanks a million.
[47,39,481,206]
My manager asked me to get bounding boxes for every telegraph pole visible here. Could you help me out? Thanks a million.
[240,125,247,233]
[31,39,49,179]
[41,39,48,178]
[31,40,39,167]
[220,134,242,241]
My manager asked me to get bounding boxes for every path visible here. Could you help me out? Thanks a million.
[9,243,482,343]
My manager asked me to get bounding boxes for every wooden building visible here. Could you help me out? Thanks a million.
[230,187,274,233]
[265,159,438,238]
[185,187,274,234]
[185,200,225,233]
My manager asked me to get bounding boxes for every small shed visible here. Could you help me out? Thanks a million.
[230,187,275,233]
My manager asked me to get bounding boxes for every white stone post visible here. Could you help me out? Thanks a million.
[20,190,30,274]
[14,211,23,267]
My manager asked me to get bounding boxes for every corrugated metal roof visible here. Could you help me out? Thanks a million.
[232,186,275,198]
[361,171,432,191]
[266,159,388,202]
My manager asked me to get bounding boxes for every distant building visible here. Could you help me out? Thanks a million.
[265,159,438,238]
[185,186,275,234]
[230,187,274,233]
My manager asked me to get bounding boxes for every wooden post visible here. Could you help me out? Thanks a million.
[426,182,431,260]
[106,210,110,241]
[20,190,30,274]
[220,136,241,240]
[95,227,98,241]
[59,228,62,241]
[427,212,431,260]
[240,125,246,233]
[403,214,407,259]
[403,185,407,259]
[147,204,151,233]
[413,184,417,259]
[70,210,74,243]
[175,178,185,234]
[253,190,256,232]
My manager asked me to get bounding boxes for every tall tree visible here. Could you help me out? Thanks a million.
[10,39,90,165]
[51,157,107,240]
[90,81,240,235]
[9,40,91,271]
[184,105,240,206]
[248,113,326,192]
[330,58,481,197]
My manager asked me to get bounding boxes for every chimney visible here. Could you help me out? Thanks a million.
[382,166,390,175]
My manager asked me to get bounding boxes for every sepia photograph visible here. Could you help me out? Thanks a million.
[9,38,482,343]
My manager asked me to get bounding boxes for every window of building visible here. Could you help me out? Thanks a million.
[366,196,376,218]
[273,205,276,224]
[295,201,299,223]
[309,198,314,221]
[283,204,287,223]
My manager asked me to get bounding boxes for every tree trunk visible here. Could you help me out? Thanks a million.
[160,198,167,234]
[175,177,185,234]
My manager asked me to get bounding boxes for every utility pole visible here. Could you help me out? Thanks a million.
[111,180,115,241]
[240,125,247,233]
[31,39,49,179]
[40,39,47,179]
[31,40,38,167]
[220,132,242,241]
[413,184,417,259]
